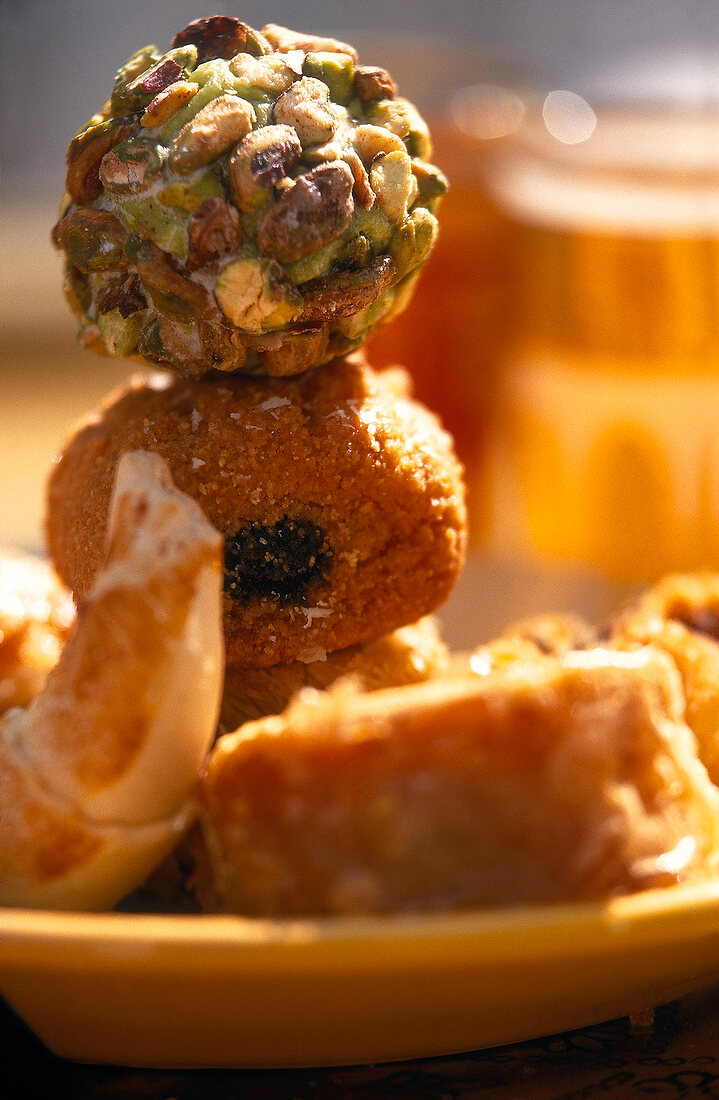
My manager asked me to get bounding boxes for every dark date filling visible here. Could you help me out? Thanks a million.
[224,519,331,604]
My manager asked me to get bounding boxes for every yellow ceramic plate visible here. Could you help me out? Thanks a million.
[2,880,719,1069]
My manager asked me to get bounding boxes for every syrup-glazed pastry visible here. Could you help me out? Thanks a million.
[197,646,719,916]
[468,612,597,675]
[0,451,224,909]
[0,551,75,714]
[46,354,466,669]
[610,572,719,786]
[123,614,449,911]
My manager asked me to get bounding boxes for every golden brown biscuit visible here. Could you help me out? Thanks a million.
[197,646,719,916]
[0,551,75,714]
[46,353,466,668]
[611,572,719,785]
[220,615,448,730]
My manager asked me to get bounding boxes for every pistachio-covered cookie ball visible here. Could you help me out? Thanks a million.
[52,17,447,378]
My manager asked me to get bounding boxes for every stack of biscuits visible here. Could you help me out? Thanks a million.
[48,16,719,919]
[47,17,467,906]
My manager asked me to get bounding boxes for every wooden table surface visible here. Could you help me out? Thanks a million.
[4,985,719,1098]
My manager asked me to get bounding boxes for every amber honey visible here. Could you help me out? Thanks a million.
[480,102,719,583]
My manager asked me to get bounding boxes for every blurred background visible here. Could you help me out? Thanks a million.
[3,0,719,641]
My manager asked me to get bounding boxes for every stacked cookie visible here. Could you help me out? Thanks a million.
[48,18,467,727]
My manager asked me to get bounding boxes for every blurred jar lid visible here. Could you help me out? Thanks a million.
[449,51,719,232]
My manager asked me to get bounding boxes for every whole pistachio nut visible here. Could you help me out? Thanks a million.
[172,16,269,62]
[142,80,199,128]
[51,209,130,273]
[228,124,302,212]
[99,138,163,194]
[54,19,445,375]
[354,65,397,103]
[168,94,256,173]
[257,161,355,264]
[186,197,242,271]
[299,254,396,324]
[65,116,139,203]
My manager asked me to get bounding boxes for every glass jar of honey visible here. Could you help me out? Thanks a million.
[465,66,719,586]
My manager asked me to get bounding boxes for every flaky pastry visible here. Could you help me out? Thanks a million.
[0,552,75,714]
[0,451,224,909]
[198,646,719,915]
[611,572,719,786]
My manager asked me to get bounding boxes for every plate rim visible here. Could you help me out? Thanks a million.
[3,878,719,1068]
[2,876,719,955]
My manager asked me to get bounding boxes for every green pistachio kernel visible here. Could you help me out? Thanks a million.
[303,52,355,105]
[401,99,433,159]
[117,195,190,259]
[97,309,144,356]
[368,97,432,158]
[285,237,344,285]
[253,101,274,127]
[350,206,394,253]
[215,256,302,333]
[155,81,226,143]
[412,160,449,206]
[164,44,199,72]
[370,149,413,224]
[133,240,216,321]
[52,209,130,273]
[190,58,246,92]
[138,315,203,372]
[157,168,224,212]
[99,137,164,195]
[110,45,161,113]
[64,265,92,316]
[336,233,372,268]
[336,282,396,340]
[390,207,438,279]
